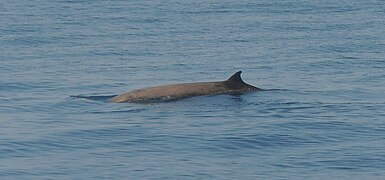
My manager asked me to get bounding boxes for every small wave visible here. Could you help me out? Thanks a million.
[70,95,116,102]
[261,88,291,92]
[89,108,148,114]
[213,133,320,151]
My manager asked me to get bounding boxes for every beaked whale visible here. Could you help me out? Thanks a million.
[110,71,260,103]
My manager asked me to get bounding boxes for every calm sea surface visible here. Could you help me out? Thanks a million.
[1,0,385,179]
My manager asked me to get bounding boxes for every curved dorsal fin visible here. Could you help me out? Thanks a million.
[227,71,243,83]
[224,71,246,90]
[224,71,260,90]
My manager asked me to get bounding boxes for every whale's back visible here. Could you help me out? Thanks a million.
[110,71,260,103]
[110,82,226,103]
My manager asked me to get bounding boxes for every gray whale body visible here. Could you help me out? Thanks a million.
[110,71,260,103]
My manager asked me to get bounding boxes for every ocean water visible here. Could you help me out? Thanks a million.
[1,0,385,179]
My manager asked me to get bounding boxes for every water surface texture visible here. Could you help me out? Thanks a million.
[1,0,385,179]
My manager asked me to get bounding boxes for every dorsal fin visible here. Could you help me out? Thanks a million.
[224,71,246,90]
[224,71,260,90]
[227,71,243,83]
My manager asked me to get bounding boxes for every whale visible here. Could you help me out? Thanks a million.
[110,71,260,103]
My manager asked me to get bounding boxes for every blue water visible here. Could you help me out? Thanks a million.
[1,0,385,179]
